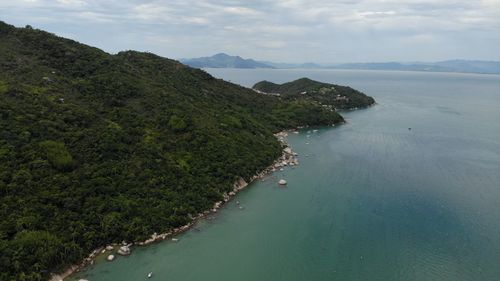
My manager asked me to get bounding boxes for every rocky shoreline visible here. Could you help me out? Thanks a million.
[49,130,300,281]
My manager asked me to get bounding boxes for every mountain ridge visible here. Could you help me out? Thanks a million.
[181,52,500,74]
[181,53,274,69]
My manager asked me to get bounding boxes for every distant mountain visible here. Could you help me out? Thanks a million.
[182,53,500,75]
[332,60,500,74]
[181,53,274,69]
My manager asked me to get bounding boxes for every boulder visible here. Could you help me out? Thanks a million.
[278,179,287,185]
[107,254,115,261]
[117,245,130,256]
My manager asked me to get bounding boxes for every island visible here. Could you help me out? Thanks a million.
[0,21,374,281]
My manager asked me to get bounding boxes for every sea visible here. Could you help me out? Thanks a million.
[70,69,500,281]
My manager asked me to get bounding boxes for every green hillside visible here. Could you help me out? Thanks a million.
[0,21,348,280]
[253,78,375,109]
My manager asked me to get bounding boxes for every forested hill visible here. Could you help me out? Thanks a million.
[253,78,375,110]
[0,21,347,280]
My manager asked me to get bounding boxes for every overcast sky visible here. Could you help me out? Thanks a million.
[1,0,499,63]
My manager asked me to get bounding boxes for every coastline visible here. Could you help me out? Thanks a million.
[50,130,300,281]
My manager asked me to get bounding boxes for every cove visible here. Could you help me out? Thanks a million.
[70,70,500,281]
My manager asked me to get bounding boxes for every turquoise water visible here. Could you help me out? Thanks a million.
[71,70,500,281]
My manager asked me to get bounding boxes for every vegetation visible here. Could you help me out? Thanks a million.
[0,21,350,280]
[253,78,375,110]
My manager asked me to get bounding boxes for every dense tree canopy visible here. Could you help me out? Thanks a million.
[253,78,375,109]
[0,21,362,280]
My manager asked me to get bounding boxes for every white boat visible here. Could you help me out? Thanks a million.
[147,272,153,278]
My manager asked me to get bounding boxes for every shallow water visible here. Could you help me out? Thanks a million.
[71,69,500,281]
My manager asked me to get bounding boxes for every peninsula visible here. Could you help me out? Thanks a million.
[253,78,376,110]
[0,21,373,280]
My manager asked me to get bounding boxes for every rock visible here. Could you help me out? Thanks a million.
[284,147,292,154]
[117,245,130,256]
[278,179,287,185]
[107,254,115,261]
[172,238,179,242]
[239,178,247,185]
[105,245,114,251]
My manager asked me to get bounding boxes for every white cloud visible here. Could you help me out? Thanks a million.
[133,3,174,21]
[222,6,261,16]
[0,0,498,62]
[56,0,86,6]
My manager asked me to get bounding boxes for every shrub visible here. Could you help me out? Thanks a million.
[39,140,74,171]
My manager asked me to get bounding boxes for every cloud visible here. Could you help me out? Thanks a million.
[222,6,261,16]
[56,0,87,6]
[0,0,498,62]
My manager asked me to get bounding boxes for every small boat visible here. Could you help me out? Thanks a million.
[408,127,412,130]
[147,272,153,278]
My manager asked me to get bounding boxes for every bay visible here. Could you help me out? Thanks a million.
[70,69,500,281]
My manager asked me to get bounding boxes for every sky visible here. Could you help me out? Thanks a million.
[1,0,499,63]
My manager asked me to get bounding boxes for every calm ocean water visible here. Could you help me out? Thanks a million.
[71,69,500,281]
